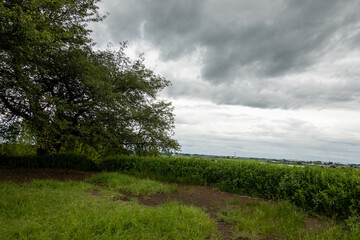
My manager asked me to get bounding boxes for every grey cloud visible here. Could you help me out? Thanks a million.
[92,0,360,109]
[93,0,204,57]
[94,0,360,81]
[166,73,360,109]
[141,1,204,60]
[201,0,360,81]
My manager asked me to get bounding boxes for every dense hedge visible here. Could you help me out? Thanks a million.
[100,155,360,220]
[1,154,360,220]
[0,153,97,171]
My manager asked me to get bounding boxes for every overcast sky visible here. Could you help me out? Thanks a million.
[91,0,360,163]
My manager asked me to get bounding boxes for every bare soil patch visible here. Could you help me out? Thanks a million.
[0,167,329,240]
[136,185,259,239]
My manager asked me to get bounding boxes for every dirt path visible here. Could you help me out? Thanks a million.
[134,185,259,240]
[0,167,327,240]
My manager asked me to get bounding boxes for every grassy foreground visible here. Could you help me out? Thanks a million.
[1,172,360,239]
[0,174,216,240]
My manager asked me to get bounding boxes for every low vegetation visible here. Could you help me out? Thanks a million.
[1,169,360,239]
[0,153,97,171]
[2,154,360,221]
[2,154,360,239]
[88,172,177,195]
[0,178,216,240]
[220,200,360,240]
[99,155,360,220]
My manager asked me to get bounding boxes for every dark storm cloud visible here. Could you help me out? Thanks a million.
[92,0,360,108]
[93,0,204,58]
[94,0,359,78]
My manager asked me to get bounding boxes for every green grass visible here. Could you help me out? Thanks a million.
[88,172,178,195]
[1,172,359,239]
[219,200,360,240]
[0,179,216,240]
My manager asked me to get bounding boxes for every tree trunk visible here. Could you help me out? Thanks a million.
[53,142,63,153]
[36,145,49,156]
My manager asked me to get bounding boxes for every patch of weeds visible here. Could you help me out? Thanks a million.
[183,185,193,191]
[218,200,358,240]
[219,200,305,239]
[229,199,243,206]
[88,172,178,195]
[233,230,262,240]
[209,202,219,211]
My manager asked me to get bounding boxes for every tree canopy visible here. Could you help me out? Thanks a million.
[0,0,180,156]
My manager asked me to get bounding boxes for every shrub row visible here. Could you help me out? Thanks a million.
[2,154,360,220]
[100,155,360,220]
[0,153,97,171]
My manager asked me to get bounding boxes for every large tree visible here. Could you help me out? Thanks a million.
[0,0,180,155]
